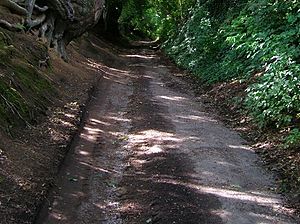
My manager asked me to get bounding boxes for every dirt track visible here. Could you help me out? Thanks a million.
[36,37,298,224]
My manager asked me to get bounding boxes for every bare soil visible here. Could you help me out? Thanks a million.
[33,38,299,224]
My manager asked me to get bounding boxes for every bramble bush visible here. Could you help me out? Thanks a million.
[223,0,300,128]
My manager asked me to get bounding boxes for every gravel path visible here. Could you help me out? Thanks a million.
[36,40,298,224]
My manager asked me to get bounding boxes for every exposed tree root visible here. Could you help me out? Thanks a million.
[0,0,106,60]
[27,14,46,29]
[0,0,27,16]
[34,4,48,13]
[0,19,23,32]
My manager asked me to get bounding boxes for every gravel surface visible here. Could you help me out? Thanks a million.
[36,41,298,224]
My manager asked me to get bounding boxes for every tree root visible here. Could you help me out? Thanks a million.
[34,5,48,13]
[26,14,46,29]
[24,0,35,27]
[1,0,106,60]
[0,0,27,16]
[0,19,23,32]
[38,13,55,45]
[0,0,48,30]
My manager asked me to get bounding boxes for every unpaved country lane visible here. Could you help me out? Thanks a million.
[36,41,298,224]
[118,50,297,224]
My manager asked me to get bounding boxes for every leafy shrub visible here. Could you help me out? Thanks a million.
[246,59,300,128]
[283,128,300,149]
[231,0,300,128]
[164,0,300,129]
[164,4,219,81]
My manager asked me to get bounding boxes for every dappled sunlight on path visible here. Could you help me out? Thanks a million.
[37,44,297,224]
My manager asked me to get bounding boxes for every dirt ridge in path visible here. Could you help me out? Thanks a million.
[36,76,131,223]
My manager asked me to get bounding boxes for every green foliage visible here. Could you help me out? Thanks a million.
[118,0,196,40]
[163,3,221,82]
[164,0,248,83]
[246,61,300,128]
[283,128,300,149]
[164,0,300,129]
[14,23,25,31]
[233,0,300,128]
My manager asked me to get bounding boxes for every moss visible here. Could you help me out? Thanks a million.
[0,64,55,131]
[13,65,53,95]
[0,29,56,132]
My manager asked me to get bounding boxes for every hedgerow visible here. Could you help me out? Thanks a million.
[164,0,300,132]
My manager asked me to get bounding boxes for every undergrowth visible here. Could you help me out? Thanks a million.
[164,0,300,140]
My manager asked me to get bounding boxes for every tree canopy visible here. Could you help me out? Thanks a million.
[118,0,196,39]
